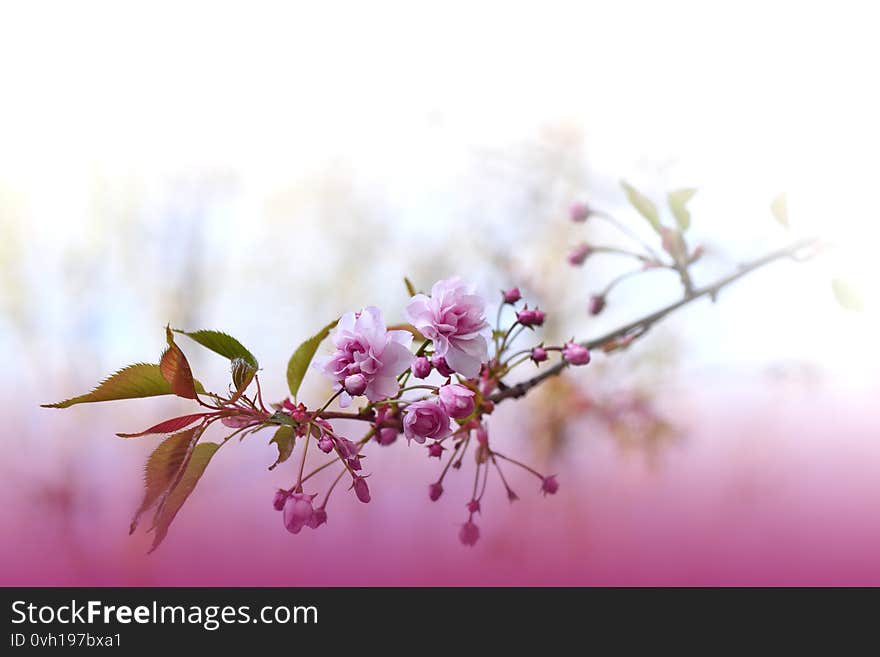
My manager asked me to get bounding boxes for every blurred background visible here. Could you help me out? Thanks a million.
[1,1,879,585]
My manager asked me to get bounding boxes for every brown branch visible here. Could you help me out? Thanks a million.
[488,236,825,404]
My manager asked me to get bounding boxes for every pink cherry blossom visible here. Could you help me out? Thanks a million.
[405,277,489,379]
[403,399,452,444]
[438,383,476,419]
[319,306,413,406]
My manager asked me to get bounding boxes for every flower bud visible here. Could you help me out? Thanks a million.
[476,424,489,446]
[502,287,521,304]
[589,294,606,316]
[541,475,559,496]
[569,201,590,223]
[343,373,367,396]
[431,355,455,377]
[562,342,591,366]
[272,489,289,511]
[438,383,476,419]
[429,482,443,501]
[531,346,548,363]
[377,427,398,446]
[427,441,445,458]
[310,507,328,528]
[283,492,317,534]
[317,434,334,453]
[467,499,481,514]
[459,520,480,546]
[352,476,371,503]
[516,306,546,327]
[567,243,591,266]
[411,356,432,379]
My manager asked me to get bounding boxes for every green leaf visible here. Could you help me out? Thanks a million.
[129,427,203,534]
[668,188,697,232]
[42,364,205,409]
[286,319,338,400]
[160,326,198,400]
[621,180,661,232]
[268,425,295,470]
[404,277,418,297]
[173,329,258,369]
[771,193,788,228]
[148,442,220,552]
[832,278,864,311]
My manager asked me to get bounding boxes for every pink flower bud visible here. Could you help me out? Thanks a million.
[431,355,455,377]
[562,342,591,366]
[427,441,445,458]
[502,287,521,304]
[376,427,398,446]
[283,492,317,534]
[343,372,367,396]
[412,356,432,379]
[336,436,359,459]
[317,434,334,453]
[531,346,548,363]
[459,520,480,546]
[438,383,476,419]
[569,201,590,222]
[589,294,606,316]
[352,476,371,503]
[541,475,559,496]
[476,424,489,446]
[567,243,592,266]
[273,489,289,511]
[429,482,444,501]
[467,499,481,514]
[310,507,328,528]
[516,307,546,327]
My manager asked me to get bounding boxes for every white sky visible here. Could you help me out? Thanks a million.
[1,1,878,390]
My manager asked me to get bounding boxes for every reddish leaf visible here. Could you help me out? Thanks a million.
[149,442,220,552]
[116,414,207,438]
[160,326,198,399]
[129,426,203,535]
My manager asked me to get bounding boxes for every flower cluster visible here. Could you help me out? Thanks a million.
[41,180,819,554]
[250,276,593,545]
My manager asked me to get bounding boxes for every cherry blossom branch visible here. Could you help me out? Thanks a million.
[488,236,825,404]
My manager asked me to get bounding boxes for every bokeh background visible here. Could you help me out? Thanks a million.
[1,1,879,585]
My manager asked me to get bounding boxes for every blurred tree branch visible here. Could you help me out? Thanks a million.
[489,237,825,404]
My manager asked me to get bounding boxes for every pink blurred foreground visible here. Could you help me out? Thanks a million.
[2,381,878,586]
